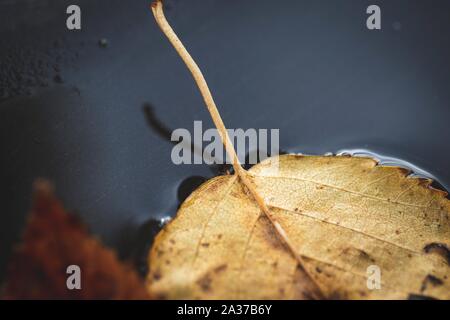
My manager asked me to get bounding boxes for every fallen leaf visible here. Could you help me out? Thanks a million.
[4,180,151,300]
[148,0,449,300]
[147,155,450,299]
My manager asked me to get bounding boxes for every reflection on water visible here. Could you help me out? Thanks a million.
[1,0,450,281]
[336,148,448,193]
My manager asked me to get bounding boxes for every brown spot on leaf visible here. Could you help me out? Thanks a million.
[196,274,212,292]
[408,293,438,300]
[420,275,444,292]
[328,290,347,300]
[213,264,228,273]
[342,247,375,263]
[154,293,167,300]
[291,265,324,300]
[423,243,450,265]
[153,270,162,281]
[207,179,225,193]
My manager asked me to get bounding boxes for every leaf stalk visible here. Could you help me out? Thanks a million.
[151,0,324,299]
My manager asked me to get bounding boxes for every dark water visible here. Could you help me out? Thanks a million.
[1,0,449,279]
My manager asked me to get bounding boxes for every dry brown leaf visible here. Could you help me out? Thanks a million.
[147,155,450,300]
[4,180,151,300]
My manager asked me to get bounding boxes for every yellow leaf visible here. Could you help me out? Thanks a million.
[147,155,450,299]
[148,0,449,300]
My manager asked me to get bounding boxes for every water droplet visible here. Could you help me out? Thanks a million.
[159,216,172,227]
[98,38,109,48]
[393,21,402,31]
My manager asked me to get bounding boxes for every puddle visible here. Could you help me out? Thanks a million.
[1,0,449,280]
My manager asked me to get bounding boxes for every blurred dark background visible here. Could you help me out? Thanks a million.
[0,0,449,280]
